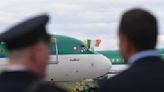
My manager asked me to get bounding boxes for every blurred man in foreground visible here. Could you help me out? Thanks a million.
[98,8,164,92]
[0,15,67,92]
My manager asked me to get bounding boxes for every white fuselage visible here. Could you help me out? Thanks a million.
[47,54,111,81]
[0,54,111,81]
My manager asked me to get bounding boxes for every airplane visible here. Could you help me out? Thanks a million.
[0,34,112,81]
[97,49,164,74]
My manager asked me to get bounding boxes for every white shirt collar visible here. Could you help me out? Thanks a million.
[128,50,159,65]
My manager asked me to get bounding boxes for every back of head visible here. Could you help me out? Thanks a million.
[119,8,158,51]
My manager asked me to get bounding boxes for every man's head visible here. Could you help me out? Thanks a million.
[118,8,158,61]
[0,15,50,78]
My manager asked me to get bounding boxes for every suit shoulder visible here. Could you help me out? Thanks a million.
[98,70,130,91]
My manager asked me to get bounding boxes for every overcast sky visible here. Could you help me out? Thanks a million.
[0,0,163,50]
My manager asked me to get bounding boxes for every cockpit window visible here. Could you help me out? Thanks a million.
[73,45,88,52]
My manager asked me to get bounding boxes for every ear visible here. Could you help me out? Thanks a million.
[30,44,42,64]
[125,37,134,52]
[124,36,134,54]
[119,34,130,61]
[120,34,128,50]
[124,36,130,52]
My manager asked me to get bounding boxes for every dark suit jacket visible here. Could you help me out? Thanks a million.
[0,71,67,92]
[98,56,164,92]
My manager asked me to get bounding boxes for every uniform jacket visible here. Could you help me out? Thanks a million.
[0,71,67,92]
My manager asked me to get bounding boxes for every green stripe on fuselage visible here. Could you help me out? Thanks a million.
[50,35,95,54]
[97,49,164,65]
[0,35,96,58]
[97,50,125,65]
[0,42,7,57]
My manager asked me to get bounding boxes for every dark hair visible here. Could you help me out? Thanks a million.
[119,8,158,51]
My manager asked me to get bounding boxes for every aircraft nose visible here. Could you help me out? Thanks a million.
[101,55,112,73]
[94,54,112,76]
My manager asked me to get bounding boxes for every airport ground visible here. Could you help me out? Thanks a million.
[55,74,116,92]
[53,65,128,92]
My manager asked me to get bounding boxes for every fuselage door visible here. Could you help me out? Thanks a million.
[49,37,58,64]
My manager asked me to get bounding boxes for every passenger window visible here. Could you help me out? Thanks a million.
[112,59,114,62]
[73,46,77,50]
